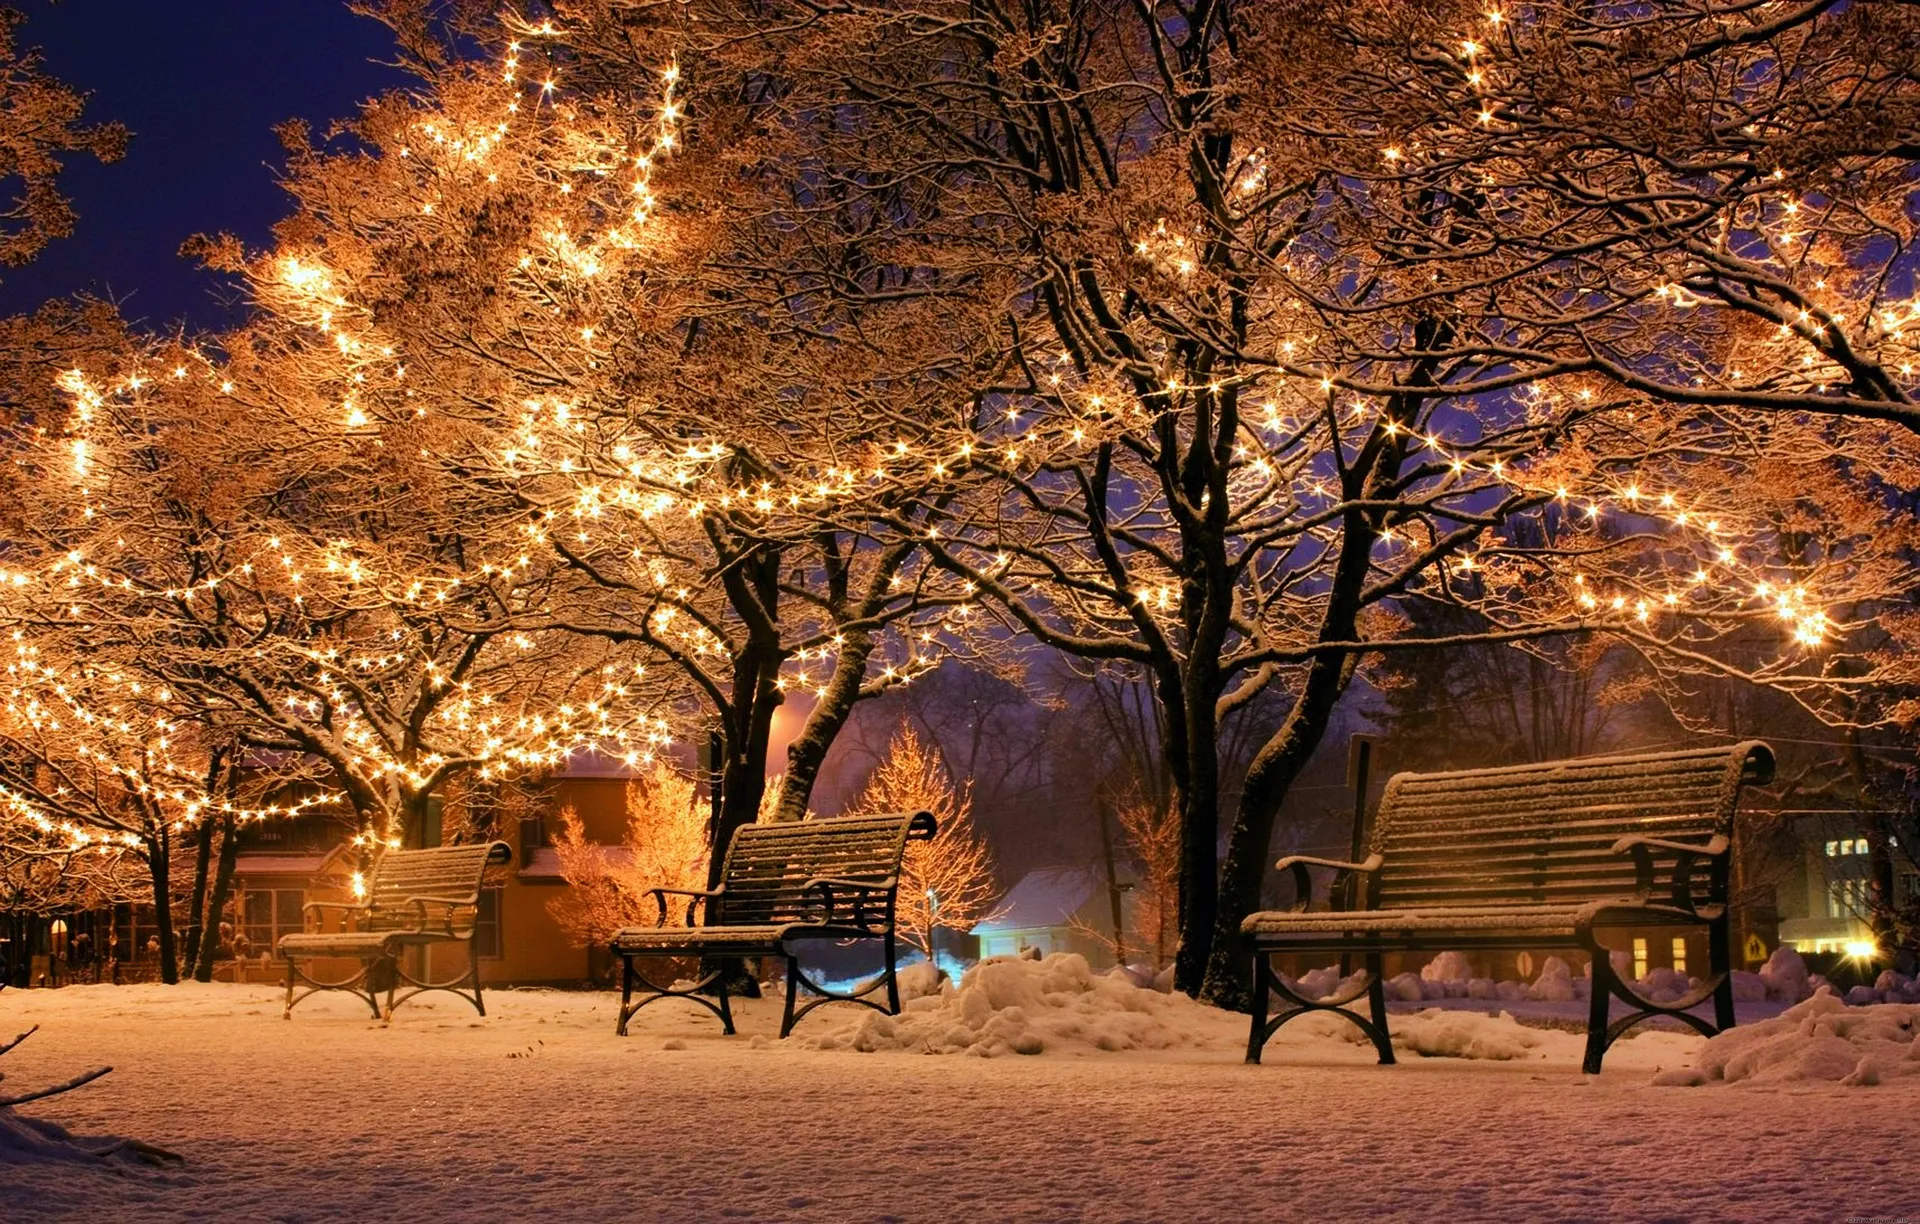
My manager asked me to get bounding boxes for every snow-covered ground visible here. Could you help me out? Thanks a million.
[2,955,1915,1223]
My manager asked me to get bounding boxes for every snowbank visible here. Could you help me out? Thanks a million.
[801,953,1576,1063]
[799,953,1243,1057]
[1386,1009,1546,1061]
[1655,990,1920,1087]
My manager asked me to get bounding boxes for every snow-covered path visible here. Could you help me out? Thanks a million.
[2,978,1913,1223]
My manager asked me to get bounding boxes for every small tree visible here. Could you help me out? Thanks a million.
[547,763,710,946]
[1115,796,1180,973]
[846,726,1000,965]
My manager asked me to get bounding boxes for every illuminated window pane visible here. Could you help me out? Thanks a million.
[1855,838,1870,856]
[1632,937,1648,980]
[1671,937,1687,974]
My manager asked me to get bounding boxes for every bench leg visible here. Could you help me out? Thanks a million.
[1583,950,1614,1074]
[1245,950,1395,1066]
[716,966,736,1035]
[1245,954,1271,1064]
[780,955,802,1039]
[1709,918,1735,1033]
[883,930,902,1016]
[281,953,384,1020]
[470,938,487,1018]
[1366,953,1396,1066]
[616,954,635,1036]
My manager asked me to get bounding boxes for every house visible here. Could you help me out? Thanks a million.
[972,865,1136,966]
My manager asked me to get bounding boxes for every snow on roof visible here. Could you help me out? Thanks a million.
[974,865,1107,934]
[517,845,636,882]
[232,853,335,877]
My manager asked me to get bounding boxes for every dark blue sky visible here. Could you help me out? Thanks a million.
[0,0,409,330]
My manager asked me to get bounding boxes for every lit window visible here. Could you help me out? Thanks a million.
[1826,841,1838,857]
[1671,937,1687,974]
[1855,838,1870,856]
[1632,937,1648,980]
[1839,840,1852,856]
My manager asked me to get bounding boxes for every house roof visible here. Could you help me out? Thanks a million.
[974,866,1108,934]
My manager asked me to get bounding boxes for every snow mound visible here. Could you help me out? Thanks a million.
[798,953,1239,1057]
[1527,956,1576,1002]
[1388,1009,1547,1061]
[1655,989,1920,1087]
[1758,946,1812,1003]
[0,1108,181,1169]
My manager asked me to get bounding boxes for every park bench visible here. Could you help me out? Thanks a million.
[279,840,510,1020]
[1242,741,1774,1073]
[610,810,936,1038]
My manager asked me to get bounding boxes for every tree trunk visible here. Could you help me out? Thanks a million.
[1170,741,1219,994]
[182,818,215,969]
[1199,652,1356,1008]
[701,638,785,999]
[145,829,180,985]
[774,629,875,821]
[192,812,241,982]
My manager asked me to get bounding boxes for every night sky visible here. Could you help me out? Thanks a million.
[0,0,409,331]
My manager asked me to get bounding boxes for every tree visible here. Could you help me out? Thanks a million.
[227,2,994,883]
[846,725,1000,964]
[648,0,1920,1005]
[0,7,125,273]
[547,762,710,946]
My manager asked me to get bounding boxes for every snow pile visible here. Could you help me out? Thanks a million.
[1419,951,1474,996]
[1756,946,1813,1003]
[0,1109,180,1169]
[1387,1009,1547,1061]
[1846,970,1920,1006]
[798,953,1240,1057]
[1655,990,1920,1087]
[1527,956,1577,1002]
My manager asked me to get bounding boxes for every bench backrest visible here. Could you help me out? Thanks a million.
[367,841,511,931]
[713,811,936,927]
[1367,742,1772,911]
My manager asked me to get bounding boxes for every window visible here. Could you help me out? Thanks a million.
[1855,838,1870,856]
[112,905,165,961]
[1826,840,1839,857]
[1828,878,1870,920]
[243,889,307,958]
[473,887,503,960]
[1632,937,1648,980]
[1671,937,1687,974]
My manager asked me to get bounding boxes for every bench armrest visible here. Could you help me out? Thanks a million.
[397,896,476,935]
[1272,853,1384,913]
[648,886,722,927]
[301,900,372,931]
[1611,834,1729,914]
[803,877,896,930]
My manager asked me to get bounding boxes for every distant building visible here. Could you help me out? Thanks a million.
[1776,816,1919,956]
[973,865,1136,966]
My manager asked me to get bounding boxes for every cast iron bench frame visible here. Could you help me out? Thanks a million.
[1242,742,1773,1073]
[610,810,935,1038]
[278,840,510,1020]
